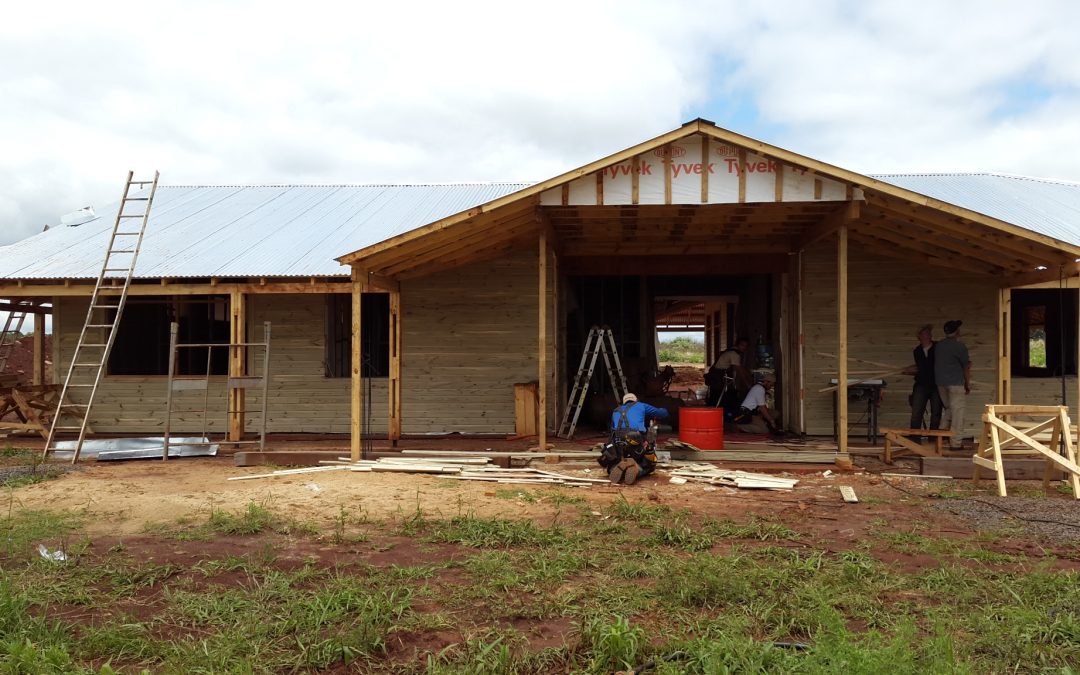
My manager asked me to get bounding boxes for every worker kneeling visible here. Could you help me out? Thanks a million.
[601,393,670,485]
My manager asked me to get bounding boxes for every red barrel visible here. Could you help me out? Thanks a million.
[679,408,724,450]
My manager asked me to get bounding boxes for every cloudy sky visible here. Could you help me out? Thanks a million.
[2,0,1079,246]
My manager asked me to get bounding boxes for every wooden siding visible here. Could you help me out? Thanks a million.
[400,251,556,434]
[55,294,385,434]
[802,242,997,438]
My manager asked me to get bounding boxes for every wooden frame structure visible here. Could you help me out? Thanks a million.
[973,405,1080,498]
[7,121,1080,452]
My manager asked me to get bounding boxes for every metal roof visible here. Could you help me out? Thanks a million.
[0,183,531,279]
[3,173,1080,281]
[871,173,1080,248]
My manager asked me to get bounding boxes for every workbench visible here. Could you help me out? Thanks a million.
[830,379,886,444]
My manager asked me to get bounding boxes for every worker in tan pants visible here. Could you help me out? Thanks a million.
[934,320,971,450]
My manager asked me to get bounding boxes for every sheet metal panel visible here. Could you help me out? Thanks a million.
[0,183,531,280]
[872,173,1080,248]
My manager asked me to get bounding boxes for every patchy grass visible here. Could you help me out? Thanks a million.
[1,499,1079,673]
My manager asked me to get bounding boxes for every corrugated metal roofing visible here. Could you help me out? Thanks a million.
[0,183,531,279]
[4,173,1080,281]
[871,173,1080,248]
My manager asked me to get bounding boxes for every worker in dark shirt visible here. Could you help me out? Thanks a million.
[902,324,942,436]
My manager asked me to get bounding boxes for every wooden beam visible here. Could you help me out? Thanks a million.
[538,229,548,452]
[227,290,247,442]
[377,214,538,276]
[862,207,1039,272]
[0,281,353,297]
[737,148,747,203]
[774,164,783,202]
[32,313,45,386]
[559,254,790,276]
[595,171,603,206]
[350,272,366,462]
[1003,264,1080,289]
[865,193,1077,263]
[851,221,1007,276]
[837,224,848,455]
[848,231,1003,278]
[388,283,402,445]
[796,200,860,251]
[700,137,709,203]
[999,287,1011,405]
[663,143,673,205]
[363,272,399,293]
[632,155,640,205]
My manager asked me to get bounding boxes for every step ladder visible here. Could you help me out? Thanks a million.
[43,171,160,463]
[557,326,629,439]
[0,307,29,374]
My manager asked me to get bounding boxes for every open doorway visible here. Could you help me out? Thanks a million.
[562,273,781,433]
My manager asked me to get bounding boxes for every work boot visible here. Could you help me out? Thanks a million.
[608,463,626,484]
[622,460,641,486]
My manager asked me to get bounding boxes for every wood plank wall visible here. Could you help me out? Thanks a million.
[400,251,556,434]
[55,294,387,434]
[802,242,996,438]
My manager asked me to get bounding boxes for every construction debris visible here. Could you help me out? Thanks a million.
[668,464,799,490]
[839,486,859,503]
[228,455,604,486]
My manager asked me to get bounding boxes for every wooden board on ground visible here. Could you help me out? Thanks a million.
[669,449,844,464]
[922,455,1066,481]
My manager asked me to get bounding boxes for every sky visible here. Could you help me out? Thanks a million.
[2,0,1080,248]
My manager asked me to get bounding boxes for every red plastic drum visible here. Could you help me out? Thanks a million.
[678,408,724,450]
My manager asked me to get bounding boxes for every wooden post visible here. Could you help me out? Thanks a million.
[998,287,1011,405]
[388,283,402,445]
[350,271,366,462]
[32,313,45,386]
[538,230,548,451]
[837,225,848,454]
[227,290,246,442]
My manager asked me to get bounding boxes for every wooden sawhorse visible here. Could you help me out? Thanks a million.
[881,428,955,464]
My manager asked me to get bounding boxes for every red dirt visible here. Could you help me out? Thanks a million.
[0,334,52,383]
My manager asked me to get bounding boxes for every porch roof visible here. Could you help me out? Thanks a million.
[338,120,1080,284]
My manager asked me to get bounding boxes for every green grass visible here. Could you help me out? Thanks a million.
[657,336,705,364]
[2,501,1080,673]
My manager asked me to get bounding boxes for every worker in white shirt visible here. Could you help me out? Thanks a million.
[734,372,779,434]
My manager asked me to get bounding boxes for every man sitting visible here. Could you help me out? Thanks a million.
[600,393,670,485]
[733,373,780,435]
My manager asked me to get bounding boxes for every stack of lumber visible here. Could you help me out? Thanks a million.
[665,439,842,464]
[439,466,608,486]
[668,463,799,491]
[228,456,603,487]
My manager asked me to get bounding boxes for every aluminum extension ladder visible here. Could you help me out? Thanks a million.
[557,325,629,439]
[44,171,160,463]
[0,307,29,374]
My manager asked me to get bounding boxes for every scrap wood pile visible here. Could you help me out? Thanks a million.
[668,463,799,491]
[229,455,605,487]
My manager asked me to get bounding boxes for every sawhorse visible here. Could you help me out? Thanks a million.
[882,427,955,464]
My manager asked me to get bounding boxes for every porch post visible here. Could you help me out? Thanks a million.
[837,225,848,454]
[538,229,548,450]
[388,282,402,446]
[997,287,1011,405]
[32,313,45,385]
[228,290,247,442]
[350,270,367,461]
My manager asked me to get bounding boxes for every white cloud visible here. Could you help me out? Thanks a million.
[2,0,1080,246]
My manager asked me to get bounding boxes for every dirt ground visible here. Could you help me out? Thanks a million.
[9,456,1080,556]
